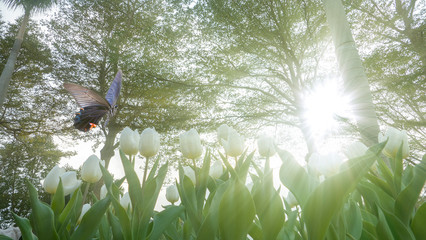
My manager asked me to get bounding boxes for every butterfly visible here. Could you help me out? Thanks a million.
[64,70,122,132]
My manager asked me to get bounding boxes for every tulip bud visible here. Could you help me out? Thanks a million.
[166,184,179,204]
[60,171,82,196]
[378,127,409,159]
[308,152,343,177]
[286,192,298,208]
[43,165,66,194]
[179,129,203,159]
[139,128,160,158]
[78,203,91,224]
[120,192,132,212]
[81,155,104,183]
[209,160,223,179]
[217,124,230,143]
[183,166,196,184]
[221,128,244,157]
[344,141,368,159]
[257,135,276,157]
[100,185,107,199]
[120,127,139,155]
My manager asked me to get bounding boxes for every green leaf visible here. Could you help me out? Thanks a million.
[357,181,394,213]
[382,209,415,240]
[70,195,111,240]
[12,213,34,240]
[236,151,254,182]
[26,180,59,240]
[219,179,256,240]
[57,188,82,236]
[394,154,426,225]
[0,236,14,240]
[99,213,111,240]
[178,164,200,231]
[252,171,285,240]
[376,208,394,240]
[278,149,316,207]
[107,211,125,240]
[248,220,263,240]
[119,150,143,213]
[196,181,229,240]
[343,200,362,239]
[137,162,169,238]
[196,150,211,215]
[411,202,426,240]
[110,194,131,240]
[303,141,384,240]
[393,143,404,192]
[51,179,65,217]
[149,205,185,240]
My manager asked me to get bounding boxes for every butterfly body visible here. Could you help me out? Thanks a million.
[64,71,122,131]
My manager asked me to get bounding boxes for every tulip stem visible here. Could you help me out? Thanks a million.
[142,157,149,187]
[192,158,198,185]
[82,182,90,205]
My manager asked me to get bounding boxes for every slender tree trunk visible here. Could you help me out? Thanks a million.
[0,9,31,109]
[100,122,120,168]
[322,0,380,146]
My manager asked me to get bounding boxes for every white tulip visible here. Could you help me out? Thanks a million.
[100,185,107,199]
[78,203,91,224]
[257,135,276,157]
[308,152,343,177]
[81,155,104,183]
[344,141,368,159]
[378,127,409,159]
[120,192,132,212]
[166,184,179,204]
[217,124,230,143]
[139,128,160,158]
[183,166,196,184]
[120,127,139,155]
[286,192,298,208]
[179,129,203,159]
[209,160,223,179]
[221,128,244,157]
[60,171,82,196]
[43,165,66,194]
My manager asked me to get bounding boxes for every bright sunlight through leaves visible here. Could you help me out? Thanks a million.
[303,78,351,139]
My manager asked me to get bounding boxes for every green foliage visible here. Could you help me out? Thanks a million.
[0,135,67,228]
[3,138,425,240]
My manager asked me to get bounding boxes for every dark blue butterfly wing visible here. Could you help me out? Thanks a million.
[74,106,109,132]
[105,70,122,107]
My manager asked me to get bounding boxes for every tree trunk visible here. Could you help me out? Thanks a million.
[0,9,31,109]
[322,0,380,146]
[100,121,120,168]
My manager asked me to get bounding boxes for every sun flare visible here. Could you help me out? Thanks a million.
[302,79,351,139]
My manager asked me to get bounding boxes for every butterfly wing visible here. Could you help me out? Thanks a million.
[74,106,109,132]
[105,70,122,107]
[63,83,111,108]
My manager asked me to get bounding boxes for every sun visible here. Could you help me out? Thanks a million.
[302,78,351,140]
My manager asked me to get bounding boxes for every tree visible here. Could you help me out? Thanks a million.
[0,18,61,144]
[185,0,346,156]
[0,135,67,228]
[47,0,208,168]
[0,0,57,109]
[322,0,380,146]
[345,0,425,158]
